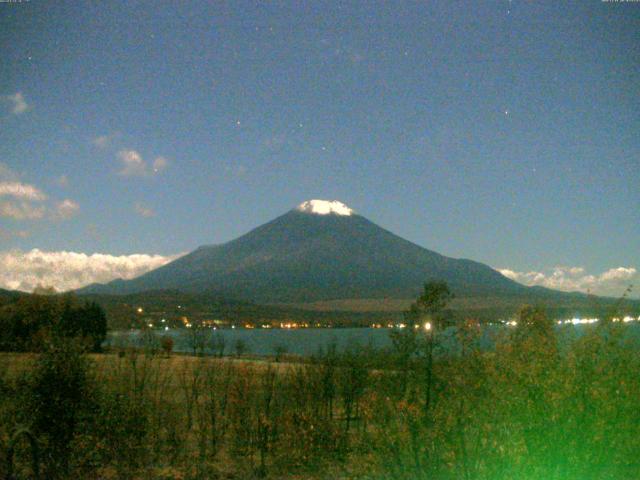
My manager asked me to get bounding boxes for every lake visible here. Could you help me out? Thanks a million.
[107,327,395,356]
[106,321,640,357]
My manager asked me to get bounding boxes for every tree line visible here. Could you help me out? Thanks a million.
[0,293,107,353]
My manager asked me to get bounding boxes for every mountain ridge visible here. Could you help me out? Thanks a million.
[78,202,536,302]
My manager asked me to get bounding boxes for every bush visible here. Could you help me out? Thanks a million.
[23,340,94,478]
[160,335,174,357]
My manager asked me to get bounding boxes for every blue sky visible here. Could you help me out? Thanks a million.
[0,1,638,295]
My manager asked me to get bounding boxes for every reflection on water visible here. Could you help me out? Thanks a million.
[107,320,640,357]
[108,327,394,356]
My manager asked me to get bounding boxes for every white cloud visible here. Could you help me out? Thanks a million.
[0,249,183,292]
[134,202,155,218]
[599,267,636,283]
[499,265,638,298]
[6,92,29,115]
[0,168,79,222]
[117,150,168,176]
[0,201,46,220]
[0,177,48,220]
[565,267,585,276]
[0,181,47,201]
[51,199,80,220]
[152,156,168,173]
[117,150,147,176]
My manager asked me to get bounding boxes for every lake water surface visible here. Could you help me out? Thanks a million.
[108,327,395,356]
[107,322,640,357]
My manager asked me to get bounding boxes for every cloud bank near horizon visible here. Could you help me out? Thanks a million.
[498,266,638,298]
[0,249,184,293]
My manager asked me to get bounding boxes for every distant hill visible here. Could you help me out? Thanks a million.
[82,289,639,329]
[77,289,399,329]
[0,288,25,305]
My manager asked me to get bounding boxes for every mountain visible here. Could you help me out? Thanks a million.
[79,199,551,303]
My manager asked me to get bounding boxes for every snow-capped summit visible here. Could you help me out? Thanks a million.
[296,199,354,216]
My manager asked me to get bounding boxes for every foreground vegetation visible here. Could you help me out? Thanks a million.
[0,293,107,353]
[0,284,639,479]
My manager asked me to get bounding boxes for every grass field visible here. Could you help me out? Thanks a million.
[1,311,640,479]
